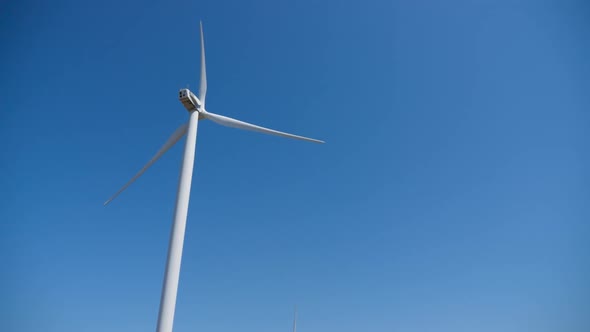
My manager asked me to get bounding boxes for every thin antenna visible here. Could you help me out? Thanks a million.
[292,305,297,332]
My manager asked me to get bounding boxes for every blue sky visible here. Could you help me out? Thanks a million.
[1,0,589,331]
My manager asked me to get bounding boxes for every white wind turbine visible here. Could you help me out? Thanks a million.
[104,21,323,332]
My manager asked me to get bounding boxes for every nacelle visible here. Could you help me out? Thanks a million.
[179,89,201,111]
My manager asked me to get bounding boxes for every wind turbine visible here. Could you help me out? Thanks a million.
[104,21,323,332]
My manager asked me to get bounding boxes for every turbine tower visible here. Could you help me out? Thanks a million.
[104,22,323,332]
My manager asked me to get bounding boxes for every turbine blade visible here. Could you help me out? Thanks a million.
[103,123,189,206]
[201,111,324,144]
[199,21,207,107]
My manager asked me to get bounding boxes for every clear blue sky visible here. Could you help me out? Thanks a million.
[2,1,589,331]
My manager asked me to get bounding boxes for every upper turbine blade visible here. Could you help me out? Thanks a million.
[201,111,324,144]
[103,123,189,206]
[199,21,207,107]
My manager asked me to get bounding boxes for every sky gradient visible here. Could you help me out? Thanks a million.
[2,1,589,331]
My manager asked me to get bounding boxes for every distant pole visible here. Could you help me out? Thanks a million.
[156,110,200,332]
[292,305,297,332]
